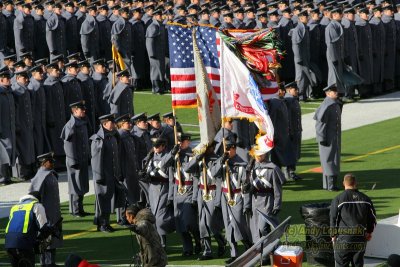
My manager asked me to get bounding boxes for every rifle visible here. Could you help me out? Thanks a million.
[138,151,154,182]
[36,217,63,254]
[242,158,255,194]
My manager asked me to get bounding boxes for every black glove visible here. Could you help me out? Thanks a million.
[146,150,154,159]
[214,205,222,212]
[320,141,328,147]
[244,208,253,217]
[71,164,80,170]
[166,200,173,208]
[196,153,205,162]
[138,170,146,178]
[221,152,229,162]
[51,50,58,55]
[191,200,198,209]
[271,208,280,215]
[242,181,252,194]
[171,144,180,156]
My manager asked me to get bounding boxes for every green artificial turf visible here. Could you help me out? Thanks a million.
[0,114,399,265]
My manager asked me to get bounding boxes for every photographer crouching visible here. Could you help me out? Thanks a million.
[125,204,168,267]
[4,191,62,267]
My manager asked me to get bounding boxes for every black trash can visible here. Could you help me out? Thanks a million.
[300,203,335,266]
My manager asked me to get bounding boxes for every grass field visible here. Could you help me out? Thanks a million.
[0,93,398,266]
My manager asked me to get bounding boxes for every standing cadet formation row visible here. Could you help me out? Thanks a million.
[0,0,397,265]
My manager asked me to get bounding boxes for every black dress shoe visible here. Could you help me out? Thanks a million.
[80,211,91,217]
[194,243,202,255]
[100,225,114,233]
[328,187,339,192]
[198,255,213,261]
[291,174,302,181]
[182,251,193,256]
[225,257,237,264]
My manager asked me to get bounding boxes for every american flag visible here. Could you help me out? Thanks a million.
[167,25,278,108]
[168,25,221,108]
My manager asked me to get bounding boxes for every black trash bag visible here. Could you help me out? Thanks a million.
[300,203,334,266]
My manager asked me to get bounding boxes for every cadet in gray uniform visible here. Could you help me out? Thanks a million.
[212,136,252,264]
[33,5,49,61]
[91,114,125,233]
[29,152,63,267]
[184,143,226,261]
[97,5,112,61]
[77,60,96,135]
[3,0,16,55]
[28,65,50,157]
[278,7,295,83]
[141,137,175,248]
[61,61,83,117]
[0,67,15,185]
[214,118,234,156]
[284,82,302,181]
[80,5,100,63]
[146,8,168,94]
[14,3,35,59]
[61,101,90,217]
[111,7,133,73]
[62,2,79,56]
[108,69,134,116]
[92,59,111,117]
[0,2,8,68]
[248,148,284,243]
[46,3,67,60]
[369,6,385,95]
[382,6,396,92]
[12,70,36,180]
[314,84,342,191]
[161,133,201,256]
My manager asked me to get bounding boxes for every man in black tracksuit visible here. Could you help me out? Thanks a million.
[330,173,377,267]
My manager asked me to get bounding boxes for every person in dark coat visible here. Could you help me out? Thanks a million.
[12,70,36,180]
[290,10,315,100]
[382,6,397,92]
[330,173,377,267]
[394,6,400,88]
[184,143,226,260]
[284,82,302,181]
[161,133,201,256]
[75,0,87,38]
[62,2,80,56]
[146,8,168,94]
[29,152,63,267]
[142,5,154,29]
[33,5,49,61]
[212,136,252,264]
[161,112,183,152]
[244,7,257,29]
[220,12,236,30]
[80,5,100,63]
[267,9,279,28]
[268,87,290,175]
[278,8,295,83]
[308,8,322,96]
[130,7,148,90]
[77,60,96,134]
[108,69,134,116]
[46,4,67,60]
[210,7,221,27]
[92,59,111,118]
[61,61,84,117]
[111,7,133,73]
[319,7,331,87]
[369,7,385,95]
[43,63,66,167]
[13,3,35,59]
[0,67,15,185]
[96,5,112,61]
[0,3,8,68]
[91,114,125,233]
[325,8,345,95]
[115,114,140,224]
[248,148,284,244]
[355,8,374,98]
[132,113,152,206]
[314,84,342,191]
[125,205,168,267]
[2,1,16,55]
[61,101,90,217]
[28,65,50,158]
[342,8,359,101]
[140,137,175,248]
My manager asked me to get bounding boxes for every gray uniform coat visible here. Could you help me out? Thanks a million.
[92,71,111,117]
[2,9,15,54]
[61,74,83,117]
[325,20,345,94]
[130,18,147,81]
[308,19,322,78]
[341,18,359,75]
[96,14,112,61]
[118,129,140,204]
[14,11,35,57]
[284,94,302,162]
[314,97,342,177]
[184,154,224,238]
[212,155,252,246]
[0,12,8,65]
[33,14,49,62]
[320,17,331,83]
[43,75,66,156]
[355,18,373,85]
[249,161,283,242]
[62,11,79,55]
[11,82,35,165]
[278,17,295,82]
[80,14,99,61]
[382,15,396,86]
[369,16,385,86]
[90,127,125,220]
[77,72,96,134]
[29,85,44,126]
[143,150,175,235]
[46,13,67,57]
[108,81,133,116]
[146,18,167,82]
[29,167,63,249]
[111,17,132,69]
[0,85,16,166]
[61,116,90,196]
